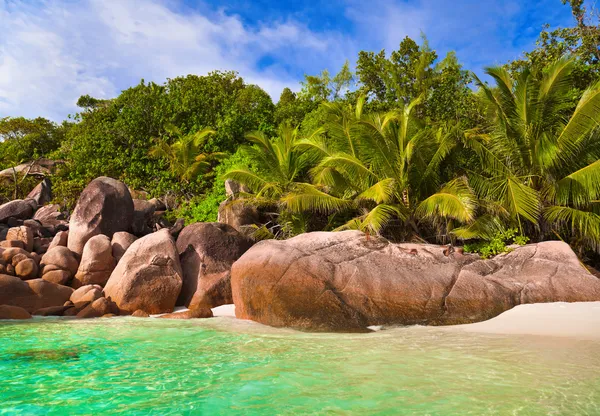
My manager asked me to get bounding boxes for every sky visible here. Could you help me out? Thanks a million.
[0,0,577,121]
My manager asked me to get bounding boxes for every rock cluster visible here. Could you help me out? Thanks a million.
[0,176,247,321]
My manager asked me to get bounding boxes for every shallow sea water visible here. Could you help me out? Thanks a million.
[0,316,599,415]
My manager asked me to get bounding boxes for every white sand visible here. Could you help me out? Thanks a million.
[212,304,236,317]
[447,302,600,340]
[150,304,236,318]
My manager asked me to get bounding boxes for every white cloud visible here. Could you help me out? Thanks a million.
[0,0,349,121]
[0,0,574,121]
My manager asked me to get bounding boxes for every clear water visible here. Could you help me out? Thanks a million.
[0,317,599,415]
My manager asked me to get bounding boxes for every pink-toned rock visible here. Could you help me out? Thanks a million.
[33,237,53,254]
[33,305,71,316]
[70,284,103,304]
[15,258,38,280]
[11,253,29,267]
[2,247,31,264]
[40,246,79,285]
[103,229,182,314]
[176,222,252,309]
[76,297,119,318]
[0,199,36,223]
[0,240,25,249]
[110,232,137,263]
[0,275,72,313]
[6,226,34,252]
[157,307,213,319]
[42,270,71,285]
[0,304,32,319]
[68,177,134,256]
[232,231,600,332]
[27,178,52,206]
[34,204,65,222]
[72,235,116,288]
[48,230,68,251]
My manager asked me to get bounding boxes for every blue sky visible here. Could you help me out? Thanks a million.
[0,0,576,121]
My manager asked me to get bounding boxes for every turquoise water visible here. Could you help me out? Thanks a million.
[0,317,599,415]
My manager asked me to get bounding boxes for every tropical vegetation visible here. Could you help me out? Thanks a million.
[0,0,599,260]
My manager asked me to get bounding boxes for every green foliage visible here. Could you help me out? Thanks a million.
[467,58,600,251]
[57,72,274,201]
[463,228,529,259]
[0,117,67,169]
[0,175,41,204]
[173,150,253,224]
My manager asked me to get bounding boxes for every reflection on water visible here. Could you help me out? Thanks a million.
[1,317,599,415]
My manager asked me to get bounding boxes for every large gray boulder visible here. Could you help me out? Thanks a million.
[103,229,182,314]
[176,222,253,309]
[0,199,36,223]
[68,177,134,256]
[231,231,600,332]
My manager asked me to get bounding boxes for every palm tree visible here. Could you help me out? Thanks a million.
[459,58,600,251]
[223,124,349,234]
[149,125,225,183]
[294,96,477,240]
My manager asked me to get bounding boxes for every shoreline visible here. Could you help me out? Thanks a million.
[14,302,600,341]
[208,302,600,340]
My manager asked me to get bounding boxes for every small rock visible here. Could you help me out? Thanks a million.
[40,246,79,285]
[33,305,71,316]
[42,270,72,285]
[48,230,68,251]
[0,305,32,319]
[0,240,25,249]
[157,308,213,319]
[11,253,29,267]
[27,178,52,206]
[70,285,103,304]
[6,226,34,252]
[131,309,149,317]
[15,258,38,280]
[76,297,119,319]
[0,200,36,223]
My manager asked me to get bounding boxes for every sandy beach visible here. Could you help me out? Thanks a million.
[447,302,600,340]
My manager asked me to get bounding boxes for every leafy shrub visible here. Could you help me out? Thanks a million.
[463,228,529,259]
[172,150,252,224]
[0,175,42,203]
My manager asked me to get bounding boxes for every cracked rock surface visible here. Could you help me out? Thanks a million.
[231,231,600,332]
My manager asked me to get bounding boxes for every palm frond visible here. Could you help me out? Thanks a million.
[356,178,396,204]
[223,169,267,193]
[551,159,600,207]
[281,183,352,214]
[451,214,507,240]
[416,178,477,223]
[361,204,407,234]
[544,205,600,251]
